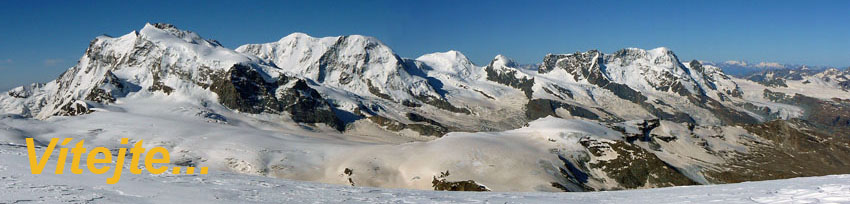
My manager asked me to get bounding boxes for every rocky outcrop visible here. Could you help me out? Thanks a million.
[763,89,850,127]
[432,171,490,191]
[210,64,342,130]
[578,138,697,189]
[484,56,534,98]
[707,119,850,183]
[367,114,447,137]
[525,99,600,121]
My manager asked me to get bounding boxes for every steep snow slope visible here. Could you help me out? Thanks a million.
[0,23,268,118]
[1,142,848,203]
[236,33,441,107]
[0,23,343,129]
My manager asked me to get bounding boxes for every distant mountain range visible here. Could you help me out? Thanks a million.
[1,23,849,192]
[701,60,845,77]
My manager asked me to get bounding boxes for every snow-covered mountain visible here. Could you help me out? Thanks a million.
[2,23,850,193]
[701,60,836,77]
[236,33,443,106]
[0,23,342,128]
[745,67,850,90]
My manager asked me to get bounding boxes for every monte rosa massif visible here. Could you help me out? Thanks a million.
[1,23,850,195]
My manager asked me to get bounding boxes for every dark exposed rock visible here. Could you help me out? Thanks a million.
[473,89,495,100]
[580,138,697,189]
[366,79,394,101]
[7,91,29,98]
[638,119,661,142]
[745,68,822,87]
[343,168,355,186]
[750,76,787,87]
[148,82,174,95]
[552,154,594,192]
[368,115,447,137]
[763,89,850,127]
[706,119,850,183]
[551,85,574,99]
[401,100,421,107]
[484,60,534,98]
[406,112,441,126]
[431,171,490,191]
[542,85,575,101]
[209,64,343,130]
[84,70,125,104]
[541,87,563,100]
[412,94,471,114]
[7,83,42,99]
[525,99,599,121]
[55,101,94,116]
[85,88,115,104]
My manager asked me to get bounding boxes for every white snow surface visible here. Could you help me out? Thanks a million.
[0,142,848,203]
[0,98,633,192]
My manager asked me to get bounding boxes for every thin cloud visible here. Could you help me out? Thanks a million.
[754,62,785,69]
[43,58,64,66]
[724,60,748,66]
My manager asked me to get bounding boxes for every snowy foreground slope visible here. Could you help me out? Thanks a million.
[1,143,849,203]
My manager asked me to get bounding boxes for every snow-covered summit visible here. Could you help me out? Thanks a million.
[141,23,222,47]
[491,54,519,68]
[416,50,478,78]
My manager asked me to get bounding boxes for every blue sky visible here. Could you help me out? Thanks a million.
[1,0,848,91]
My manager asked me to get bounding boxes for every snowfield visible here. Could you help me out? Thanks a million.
[0,100,633,192]
[1,142,849,203]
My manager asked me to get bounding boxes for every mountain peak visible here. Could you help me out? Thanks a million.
[649,46,672,53]
[418,50,471,63]
[280,32,314,41]
[417,50,473,66]
[140,23,221,47]
[491,54,518,68]
[416,50,476,78]
[344,34,380,43]
[608,47,681,68]
[613,47,676,58]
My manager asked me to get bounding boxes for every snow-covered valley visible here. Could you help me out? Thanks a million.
[1,141,849,203]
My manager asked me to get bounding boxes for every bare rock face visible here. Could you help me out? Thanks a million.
[484,55,534,98]
[707,119,850,183]
[209,64,342,130]
[431,171,490,191]
[579,138,696,190]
